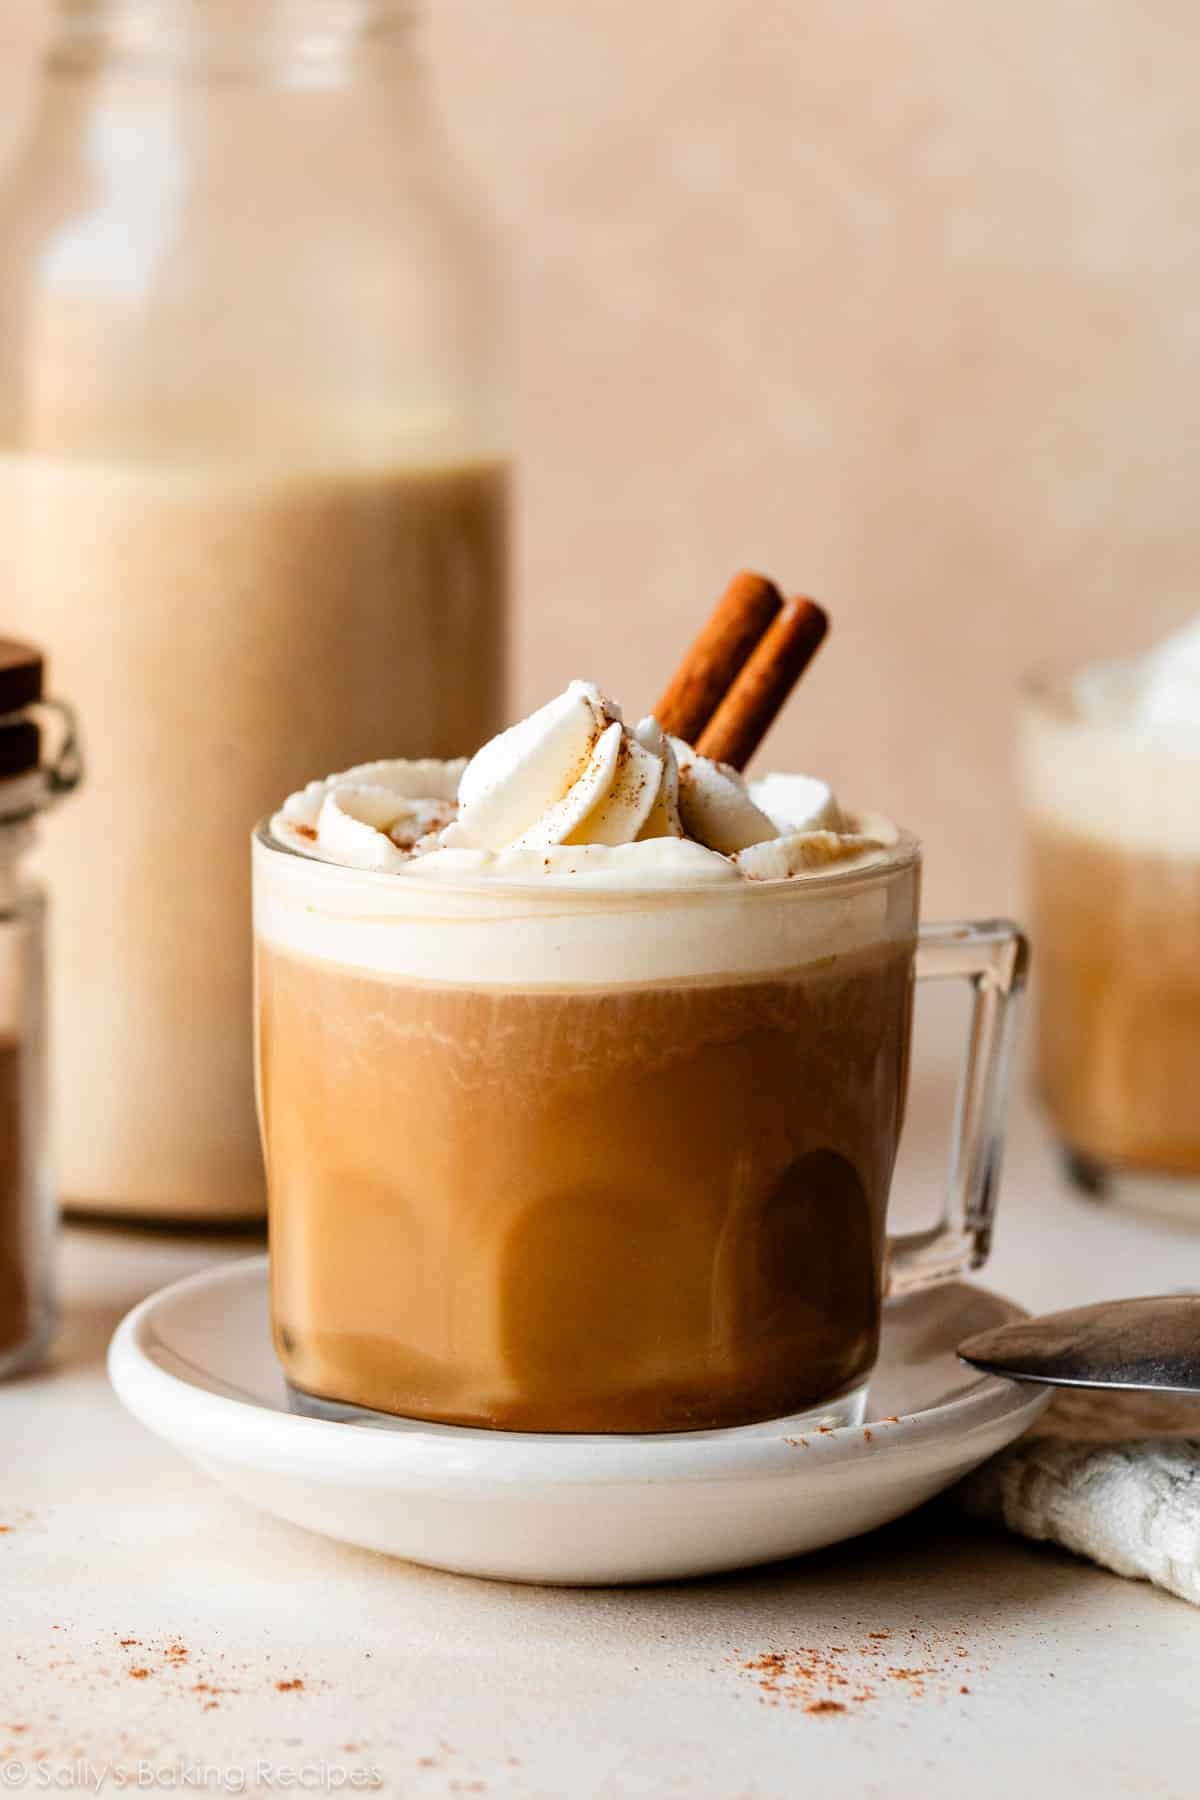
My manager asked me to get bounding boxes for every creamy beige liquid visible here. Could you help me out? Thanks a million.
[259,939,913,1433]
[0,454,507,1221]
[1030,820,1200,1174]
[0,1035,29,1357]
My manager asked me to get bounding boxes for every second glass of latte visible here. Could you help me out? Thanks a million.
[1023,618,1200,1218]
[255,588,1025,1435]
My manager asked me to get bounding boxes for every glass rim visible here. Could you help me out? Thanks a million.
[1020,658,1200,738]
[252,816,923,906]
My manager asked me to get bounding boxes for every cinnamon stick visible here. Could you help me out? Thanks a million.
[695,596,828,770]
[652,571,783,743]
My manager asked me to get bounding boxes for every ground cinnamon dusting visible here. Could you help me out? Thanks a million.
[736,1629,983,1714]
[0,1631,346,1775]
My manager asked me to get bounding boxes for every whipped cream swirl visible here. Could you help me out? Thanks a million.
[1073,616,1200,736]
[272,680,893,884]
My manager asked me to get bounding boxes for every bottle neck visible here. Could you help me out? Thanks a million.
[48,1,419,85]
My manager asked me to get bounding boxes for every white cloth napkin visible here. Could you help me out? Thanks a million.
[949,1388,1200,1604]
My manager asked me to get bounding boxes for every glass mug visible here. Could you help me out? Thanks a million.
[1022,675,1200,1219]
[254,823,1026,1434]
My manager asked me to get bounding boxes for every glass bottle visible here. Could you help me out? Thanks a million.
[0,640,81,1375]
[0,0,509,1223]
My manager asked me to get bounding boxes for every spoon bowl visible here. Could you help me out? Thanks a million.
[959,1294,1200,1394]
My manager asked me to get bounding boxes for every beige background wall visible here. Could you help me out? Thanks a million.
[3,1,1198,916]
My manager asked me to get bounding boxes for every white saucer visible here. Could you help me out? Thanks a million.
[108,1256,1049,1586]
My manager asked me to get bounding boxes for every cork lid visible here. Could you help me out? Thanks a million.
[0,639,44,781]
[0,640,44,715]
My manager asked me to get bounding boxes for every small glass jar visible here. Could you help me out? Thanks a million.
[0,639,81,1377]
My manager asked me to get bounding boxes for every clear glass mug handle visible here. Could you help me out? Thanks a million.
[885,919,1029,1298]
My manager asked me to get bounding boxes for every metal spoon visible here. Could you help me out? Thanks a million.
[958,1294,1200,1394]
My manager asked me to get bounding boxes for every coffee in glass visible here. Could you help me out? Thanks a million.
[1023,620,1200,1217]
[257,668,1025,1434]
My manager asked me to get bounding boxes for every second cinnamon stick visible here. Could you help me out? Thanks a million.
[695,597,828,770]
[652,571,784,744]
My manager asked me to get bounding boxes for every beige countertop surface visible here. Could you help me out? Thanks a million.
[2,1068,1197,1800]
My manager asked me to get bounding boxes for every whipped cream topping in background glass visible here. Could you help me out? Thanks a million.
[1072,616,1200,737]
[271,679,894,886]
[1023,618,1200,858]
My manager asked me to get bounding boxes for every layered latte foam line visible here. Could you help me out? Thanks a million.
[1023,619,1200,860]
[1023,679,1200,859]
[253,828,919,989]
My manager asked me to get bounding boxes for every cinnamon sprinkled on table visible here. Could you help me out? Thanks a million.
[736,1631,985,1713]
